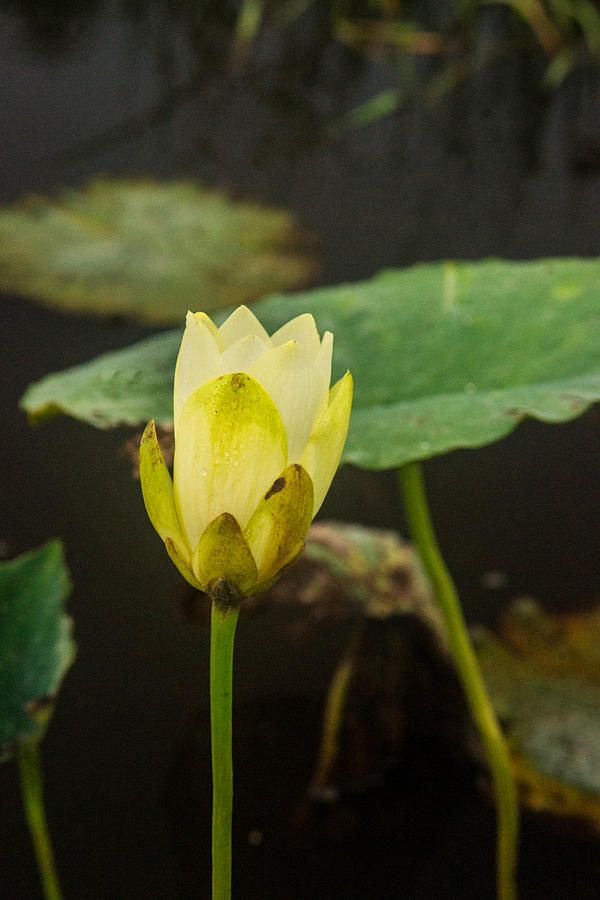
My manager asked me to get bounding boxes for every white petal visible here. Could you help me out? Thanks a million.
[221,333,271,373]
[270,313,320,357]
[251,329,332,463]
[174,312,223,431]
[248,338,297,434]
[219,305,272,349]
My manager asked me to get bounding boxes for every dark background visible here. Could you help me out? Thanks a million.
[1,2,600,897]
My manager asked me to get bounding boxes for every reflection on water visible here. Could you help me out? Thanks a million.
[2,0,600,277]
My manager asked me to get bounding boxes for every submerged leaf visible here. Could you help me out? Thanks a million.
[0,177,317,323]
[22,258,600,468]
[267,520,443,631]
[475,598,600,833]
[258,522,463,794]
[0,541,75,760]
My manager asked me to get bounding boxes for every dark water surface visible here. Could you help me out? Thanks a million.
[2,3,600,898]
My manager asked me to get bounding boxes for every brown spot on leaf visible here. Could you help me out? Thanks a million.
[25,694,56,724]
[265,476,286,500]
[25,695,54,715]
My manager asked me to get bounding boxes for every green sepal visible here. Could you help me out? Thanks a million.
[139,420,184,543]
[244,463,314,588]
[139,420,201,587]
[191,512,258,595]
[253,542,306,595]
[165,537,204,591]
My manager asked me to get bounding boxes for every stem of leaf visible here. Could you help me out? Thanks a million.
[398,461,519,900]
[210,592,241,900]
[17,740,63,900]
[309,626,361,799]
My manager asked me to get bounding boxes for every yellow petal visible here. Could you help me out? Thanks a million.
[249,332,331,463]
[139,420,200,587]
[219,305,271,349]
[244,463,314,586]
[174,311,223,431]
[248,338,299,439]
[300,371,353,516]
[173,373,288,550]
[191,512,258,595]
[188,310,221,341]
[270,313,319,356]
[221,333,270,372]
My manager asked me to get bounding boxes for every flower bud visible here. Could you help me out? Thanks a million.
[140,305,352,595]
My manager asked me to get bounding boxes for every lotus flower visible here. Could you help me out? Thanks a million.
[139,305,352,596]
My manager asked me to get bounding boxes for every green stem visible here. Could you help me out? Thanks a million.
[209,582,242,900]
[398,462,519,900]
[17,741,63,900]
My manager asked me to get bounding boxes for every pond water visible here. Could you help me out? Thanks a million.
[2,3,600,898]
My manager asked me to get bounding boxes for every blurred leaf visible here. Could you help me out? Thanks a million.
[0,177,317,324]
[0,541,75,761]
[261,521,458,796]
[296,520,442,628]
[23,329,181,428]
[22,258,600,469]
[230,0,265,70]
[328,88,402,139]
[494,596,600,682]
[475,598,600,833]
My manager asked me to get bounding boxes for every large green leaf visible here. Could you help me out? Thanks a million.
[0,177,316,323]
[21,258,600,469]
[0,541,75,761]
[23,329,181,429]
